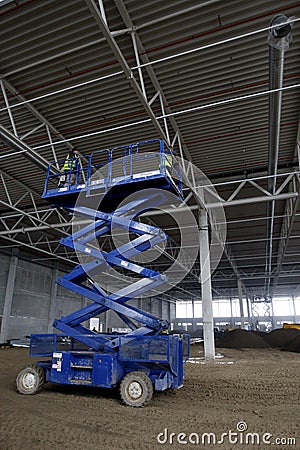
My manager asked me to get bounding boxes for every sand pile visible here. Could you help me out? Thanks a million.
[216,329,268,349]
[263,328,300,348]
[282,334,300,353]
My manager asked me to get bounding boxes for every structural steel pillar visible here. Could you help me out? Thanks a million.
[199,209,215,360]
[246,297,252,329]
[159,298,163,320]
[291,295,297,322]
[237,278,245,329]
[47,268,58,333]
[103,310,108,332]
[270,299,276,330]
[229,297,234,327]
[0,254,18,343]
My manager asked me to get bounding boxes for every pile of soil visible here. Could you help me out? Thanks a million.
[283,334,300,353]
[263,328,300,348]
[189,329,203,338]
[216,329,268,349]
[216,328,300,352]
[251,330,268,338]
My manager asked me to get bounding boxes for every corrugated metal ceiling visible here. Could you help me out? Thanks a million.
[0,0,299,299]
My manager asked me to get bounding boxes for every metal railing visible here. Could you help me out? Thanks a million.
[43,139,182,196]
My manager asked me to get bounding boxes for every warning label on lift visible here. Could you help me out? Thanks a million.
[52,352,63,372]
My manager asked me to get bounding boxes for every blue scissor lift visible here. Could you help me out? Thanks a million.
[16,139,190,407]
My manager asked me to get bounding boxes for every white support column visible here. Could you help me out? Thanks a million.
[159,298,163,319]
[81,294,89,329]
[199,208,215,360]
[229,297,234,327]
[192,298,195,331]
[47,268,58,333]
[102,281,109,332]
[0,254,18,343]
[291,295,297,322]
[168,301,173,328]
[138,298,143,311]
[100,311,107,332]
[270,299,276,329]
[237,278,245,329]
[246,297,252,327]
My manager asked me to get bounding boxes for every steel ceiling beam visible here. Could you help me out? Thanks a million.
[114,0,192,161]
[1,1,220,79]
[83,0,169,145]
[1,179,296,235]
[136,0,222,31]
[0,234,74,264]
[205,192,298,208]
[0,167,41,198]
[0,74,76,257]
[0,122,51,172]
[0,199,69,237]
[27,83,300,153]
[1,77,74,152]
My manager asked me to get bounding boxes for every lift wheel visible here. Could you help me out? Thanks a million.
[16,364,46,395]
[120,371,153,407]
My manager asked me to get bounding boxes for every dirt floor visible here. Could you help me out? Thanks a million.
[0,346,299,450]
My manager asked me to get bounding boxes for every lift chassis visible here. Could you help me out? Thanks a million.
[16,139,190,407]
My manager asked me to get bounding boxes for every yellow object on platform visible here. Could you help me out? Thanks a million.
[283,323,300,331]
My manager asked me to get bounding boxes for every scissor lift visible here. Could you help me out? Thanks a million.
[16,139,189,407]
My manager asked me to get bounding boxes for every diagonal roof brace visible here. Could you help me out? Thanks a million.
[84,0,169,145]
[0,122,55,173]
[114,0,192,162]
[0,167,41,198]
[1,77,74,153]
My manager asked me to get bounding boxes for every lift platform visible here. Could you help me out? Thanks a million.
[16,139,189,407]
[43,139,183,210]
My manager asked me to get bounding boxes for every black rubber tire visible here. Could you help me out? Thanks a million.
[16,364,46,395]
[120,371,153,407]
